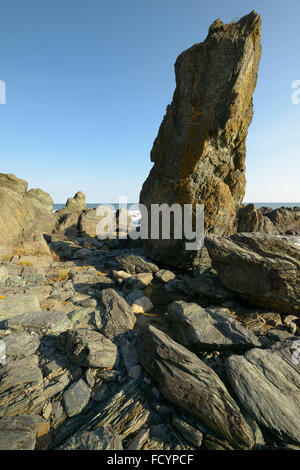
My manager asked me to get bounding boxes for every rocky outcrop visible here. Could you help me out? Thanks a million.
[237,204,300,235]
[205,233,300,314]
[225,340,300,445]
[138,324,254,449]
[140,11,262,266]
[57,191,86,215]
[0,173,56,248]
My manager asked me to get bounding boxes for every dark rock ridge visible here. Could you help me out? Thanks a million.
[238,204,300,235]
[140,11,262,267]
[205,232,300,314]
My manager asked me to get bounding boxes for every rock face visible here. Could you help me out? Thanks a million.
[237,204,300,235]
[138,325,254,449]
[205,233,300,314]
[225,340,300,445]
[0,173,56,247]
[58,426,123,450]
[140,11,262,266]
[100,288,136,340]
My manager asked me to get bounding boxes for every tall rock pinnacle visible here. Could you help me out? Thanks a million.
[140,11,262,266]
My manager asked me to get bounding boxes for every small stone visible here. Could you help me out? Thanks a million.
[112,270,132,280]
[85,369,95,389]
[156,269,175,283]
[80,298,97,309]
[135,273,153,288]
[172,415,203,447]
[63,379,91,417]
[132,296,154,314]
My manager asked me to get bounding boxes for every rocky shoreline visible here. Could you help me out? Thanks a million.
[0,10,299,451]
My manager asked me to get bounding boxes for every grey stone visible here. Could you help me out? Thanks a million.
[3,332,40,362]
[57,328,117,369]
[205,233,300,315]
[63,379,91,417]
[5,310,72,335]
[225,339,300,445]
[0,294,40,321]
[0,265,8,283]
[156,269,176,283]
[167,301,262,351]
[172,416,203,447]
[138,325,254,449]
[0,415,39,450]
[116,255,159,274]
[100,288,136,340]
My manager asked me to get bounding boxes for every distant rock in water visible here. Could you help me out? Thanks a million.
[238,204,300,235]
[140,11,262,267]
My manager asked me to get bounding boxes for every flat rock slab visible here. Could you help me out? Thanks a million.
[0,294,40,321]
[0,415,40,450]
[225,339,300,445]
[58,425,123,450]
[63,378,91,417]
[116,255,159,274]
[2,332,40,362]
[138,325,254,449]
[57,328,118,368]
[100,288,136,340]
[5,310,72,335]
[167,301,262,351]
[0,355,44,417]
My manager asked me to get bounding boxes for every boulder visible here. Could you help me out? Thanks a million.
[100,288,136,340]
[139,11,262,266]
[225,339,300,445]
[57,328,118,368]
[237,204,277,234]
[25,188,53,212]
[0,294,40,321]
[167,301,262,351]
[138,325,254,449]
[0,415,42,450]
[205,233,300,314]
[4,310,72,335]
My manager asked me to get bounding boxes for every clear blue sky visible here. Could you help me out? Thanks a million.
[0,0,299,203]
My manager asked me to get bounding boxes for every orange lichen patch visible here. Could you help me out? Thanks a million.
[97,271,106,276]
[17,261,33,267]
[0,296,6,299]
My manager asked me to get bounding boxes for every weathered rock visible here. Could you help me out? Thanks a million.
[78,208,105,238]
[58,191,86,215]
[266,207,300,235]
[63,379,91,417]
[225,340,300,445]
[57,329,118,369]
[139,11,262,266]
[116,255,159,274]
[138,325,254,449]
[25,188,53,212]
[5,310,72,335]
[0,173,57,246]
[100,288,136,340]
[0,294,40,321]
[167,301,261,351]
[0,265,8,283]
[0,355,44,417]
[205,233,300,314]
[185,270,234,301]
[0,415,41,450]
[172,415,203,447]
[237,204,277,234]
[2,332,40,362]
[58,426,123,450]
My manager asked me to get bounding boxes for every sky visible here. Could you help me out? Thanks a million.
[0,0,299,203]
